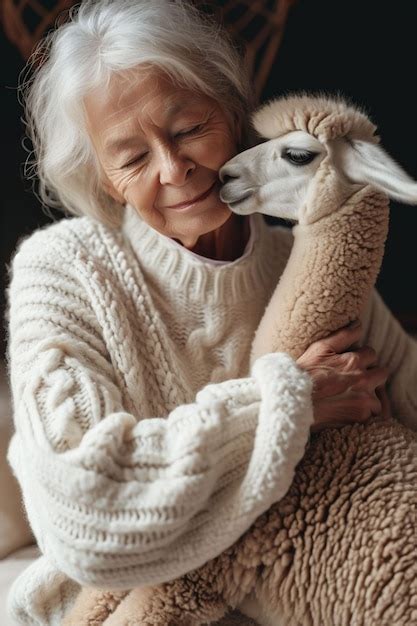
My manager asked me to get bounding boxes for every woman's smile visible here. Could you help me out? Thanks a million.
[163,180,218,211]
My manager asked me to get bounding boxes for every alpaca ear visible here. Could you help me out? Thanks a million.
[330,138,417,205]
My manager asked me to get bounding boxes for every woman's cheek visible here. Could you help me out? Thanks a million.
[113,169,140,199]
[124,175,156,213]
[194,130,236,166]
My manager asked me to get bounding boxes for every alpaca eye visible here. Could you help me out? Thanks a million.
[282,149,317,165]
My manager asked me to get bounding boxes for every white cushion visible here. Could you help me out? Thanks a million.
[0,544,40,625]
[0,362,35,560]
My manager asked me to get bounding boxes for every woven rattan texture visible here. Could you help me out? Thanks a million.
[2,0,296,100]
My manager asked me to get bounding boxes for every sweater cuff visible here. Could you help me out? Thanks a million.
[240,351,314,513]
[251,351,314,406]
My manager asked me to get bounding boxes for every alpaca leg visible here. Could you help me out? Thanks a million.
[61,587,128,625]
[102,580,229,626]
[239,591,285,626]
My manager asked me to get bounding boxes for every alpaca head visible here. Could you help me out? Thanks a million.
[219,93,417,221]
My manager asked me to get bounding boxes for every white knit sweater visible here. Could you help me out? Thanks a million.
[6,206,417,625]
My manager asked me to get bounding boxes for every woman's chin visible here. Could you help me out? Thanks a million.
[167,203,232,245]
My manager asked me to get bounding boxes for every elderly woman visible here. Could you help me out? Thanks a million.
[7,1,416,624]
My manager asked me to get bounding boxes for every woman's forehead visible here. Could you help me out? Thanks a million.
[84,68,212,131]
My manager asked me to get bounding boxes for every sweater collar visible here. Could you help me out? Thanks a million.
[121,204,277,303]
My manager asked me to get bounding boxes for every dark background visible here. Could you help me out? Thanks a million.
[1,0,416,358]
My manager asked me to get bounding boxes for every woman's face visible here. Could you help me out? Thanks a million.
[83,67,239,247]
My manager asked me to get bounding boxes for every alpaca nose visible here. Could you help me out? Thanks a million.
[219,163,242,183]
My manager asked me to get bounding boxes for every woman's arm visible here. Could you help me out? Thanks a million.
[360,288,417,431]
[6,234,313,590]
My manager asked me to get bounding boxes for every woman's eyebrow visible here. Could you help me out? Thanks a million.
[104,136,141,157]
[163,96,202,120]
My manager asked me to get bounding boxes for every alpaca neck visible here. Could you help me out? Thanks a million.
[250,185,389,366]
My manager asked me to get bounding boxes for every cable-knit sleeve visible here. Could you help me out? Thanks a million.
[6,230,314,590]
[360,287,417,431]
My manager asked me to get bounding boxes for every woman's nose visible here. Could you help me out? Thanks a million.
[158,147,195,186]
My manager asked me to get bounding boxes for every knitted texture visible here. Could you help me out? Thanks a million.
[6,209,313,624]
[6,207,417,625]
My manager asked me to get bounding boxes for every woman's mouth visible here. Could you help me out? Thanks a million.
[165,181,218,211]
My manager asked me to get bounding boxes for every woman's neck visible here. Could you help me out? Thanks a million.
[179,213,251,262]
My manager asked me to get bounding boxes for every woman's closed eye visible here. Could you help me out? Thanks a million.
[121,124,206,168]
[123,153,148,168]
[174,123,205,138]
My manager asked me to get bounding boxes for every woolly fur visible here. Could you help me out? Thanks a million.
[252,91,380,144]
[63,94,417,626]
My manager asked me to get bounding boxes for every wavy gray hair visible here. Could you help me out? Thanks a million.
[20,0,254,227]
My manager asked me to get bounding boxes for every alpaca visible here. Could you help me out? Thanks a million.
[63,94,417,626]
[219,93,417,364]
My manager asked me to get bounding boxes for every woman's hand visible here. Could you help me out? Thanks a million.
[296,320,391,433]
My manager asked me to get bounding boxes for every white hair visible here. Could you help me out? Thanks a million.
[20,0,253,227]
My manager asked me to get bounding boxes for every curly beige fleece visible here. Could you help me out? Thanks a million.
[63,95,417,626]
